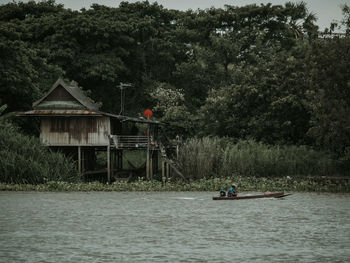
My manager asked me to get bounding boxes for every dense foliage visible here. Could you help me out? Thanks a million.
[0,1,349,177]
[0,105,78,184]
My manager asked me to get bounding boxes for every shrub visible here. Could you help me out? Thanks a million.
[0,121,78,184]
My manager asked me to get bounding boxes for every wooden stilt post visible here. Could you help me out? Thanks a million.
[111,150,114,179]
[166,162,169,182]
[78,146,81,175]
[150,150,153,180]
[161,160,165,185]
[116,150,120,179]
[144,109,153,180]
[107,145,111,183]
[146,149,150,180]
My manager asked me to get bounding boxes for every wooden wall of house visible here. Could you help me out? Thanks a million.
[40,116,110,146]
[46,86,75,102]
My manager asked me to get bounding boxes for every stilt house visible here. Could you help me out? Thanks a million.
[20,77,167,181]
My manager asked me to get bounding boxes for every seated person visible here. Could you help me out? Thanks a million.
[227,184,238,197]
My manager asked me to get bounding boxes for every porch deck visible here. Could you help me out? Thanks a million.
[109,135,158,149]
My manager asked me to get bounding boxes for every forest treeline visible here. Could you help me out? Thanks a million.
[0,0,349,165]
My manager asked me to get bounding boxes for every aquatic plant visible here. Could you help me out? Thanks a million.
[1,176,349,192]
[177,137,337,180]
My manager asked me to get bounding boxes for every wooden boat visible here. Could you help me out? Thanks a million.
[212,192,291,200]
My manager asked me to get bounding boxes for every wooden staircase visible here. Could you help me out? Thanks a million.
[159,143,184,179]
[109,134,184,180]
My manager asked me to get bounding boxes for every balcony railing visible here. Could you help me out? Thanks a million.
[109,135,157,149]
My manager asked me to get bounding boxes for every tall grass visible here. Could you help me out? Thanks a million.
[177,137,222,180]
[0,122,78,184]
[177,137,337,180]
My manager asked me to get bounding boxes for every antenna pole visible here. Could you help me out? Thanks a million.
[118,83,132,115]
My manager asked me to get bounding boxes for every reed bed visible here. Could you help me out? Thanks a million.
[177,137,337,180]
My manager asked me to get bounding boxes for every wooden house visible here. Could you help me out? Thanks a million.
[20,77,163,182]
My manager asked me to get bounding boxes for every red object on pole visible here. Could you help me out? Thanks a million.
[144,109,153,119]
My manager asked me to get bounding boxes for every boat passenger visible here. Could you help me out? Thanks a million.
[227,184,238,197]
[220,189,226,197]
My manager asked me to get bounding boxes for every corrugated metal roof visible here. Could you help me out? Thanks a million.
[65,81,99,111]
[102,112,160,124]
[33,78,100,111]
[19,110,161,124]
[18,110,160,123]
[18,110,103,116]
[35,101,85,109]
[22,77,161,124]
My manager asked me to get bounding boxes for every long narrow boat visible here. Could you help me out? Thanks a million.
[212,192,291,200]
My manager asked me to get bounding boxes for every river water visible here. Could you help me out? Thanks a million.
[0,192,349,262]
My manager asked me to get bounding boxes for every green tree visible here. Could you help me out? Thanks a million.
[150,82,194,137]
[0,19,61,111]
[199,38,312,145]
[307,6,350,160]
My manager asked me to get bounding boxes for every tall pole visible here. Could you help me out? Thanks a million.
[146,121,150,180]
[107,145,111,183]
[144,109,153,181]
[78,146,81,175]
[118,83,132,115]
[161,160,165,185]
[150,150,153,181]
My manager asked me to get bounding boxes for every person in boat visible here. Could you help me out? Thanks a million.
[219,188,226,197]
[227,184,238,197]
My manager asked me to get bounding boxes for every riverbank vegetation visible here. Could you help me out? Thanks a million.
[1,125,348,191]
[0,1,349,191]
[1,176,349,193]
[0,107,78,184]
[177,137,338,180]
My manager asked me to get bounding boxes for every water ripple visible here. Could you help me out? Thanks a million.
[0,192,349,262]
